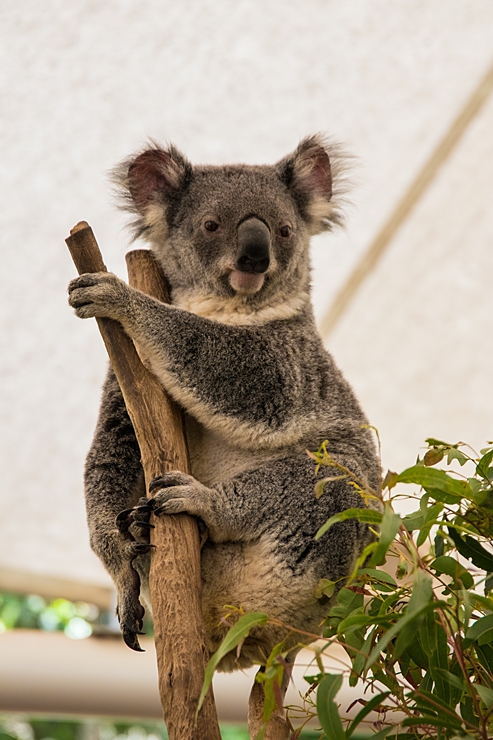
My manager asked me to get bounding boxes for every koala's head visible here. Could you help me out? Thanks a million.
[115,136,346,321]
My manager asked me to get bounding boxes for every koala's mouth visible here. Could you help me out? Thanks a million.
[229,270,265,295]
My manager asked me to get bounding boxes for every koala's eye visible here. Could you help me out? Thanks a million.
[279,225,292,238]
[204,220,220,232]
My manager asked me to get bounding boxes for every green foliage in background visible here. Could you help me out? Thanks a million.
[206,438,493,739]
[0,592,101,638]
[0,716,321,740]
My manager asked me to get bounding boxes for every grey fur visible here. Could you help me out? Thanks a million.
[68,136,381,671]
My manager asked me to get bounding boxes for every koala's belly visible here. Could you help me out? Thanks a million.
[185,414,272,484]
[183,417,328,671]
[199,537,327,672]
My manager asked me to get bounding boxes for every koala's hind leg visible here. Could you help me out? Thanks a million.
[248,658,295,740]
[85,368,151,651]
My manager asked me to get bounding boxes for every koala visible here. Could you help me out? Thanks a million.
[68,135,381,736]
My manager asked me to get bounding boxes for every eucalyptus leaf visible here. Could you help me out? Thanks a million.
[464,614,493,646]
[397,466,469,499]
[431,555,474,589]
[477,448,493,480]
[368,504,402,567]
[316,674,345,740]
[196,612,268,715]
[447,526,493,572]
[475,684,493,709]
[315,507,383,541]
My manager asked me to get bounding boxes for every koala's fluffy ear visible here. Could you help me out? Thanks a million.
[114,143,191,242]
[277,135,343,234]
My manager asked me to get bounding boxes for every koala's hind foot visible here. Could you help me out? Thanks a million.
[113,497,155,651]
[116,496,155,540]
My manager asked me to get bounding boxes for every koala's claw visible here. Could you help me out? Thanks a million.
[134,520,155,529]
[116,498,154,538]
[133,542,156,553]
[122,626,145,652]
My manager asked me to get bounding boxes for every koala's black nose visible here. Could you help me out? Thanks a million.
[236,217,271,274]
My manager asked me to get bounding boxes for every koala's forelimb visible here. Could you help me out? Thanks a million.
[68,270,352,451]
[66,226,221,740]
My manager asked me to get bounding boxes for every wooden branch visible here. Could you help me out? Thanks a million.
[65,222,221,740]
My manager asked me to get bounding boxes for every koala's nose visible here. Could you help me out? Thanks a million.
[236,217,271,274]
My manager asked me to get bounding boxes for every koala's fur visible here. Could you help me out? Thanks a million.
[68,136,381,715]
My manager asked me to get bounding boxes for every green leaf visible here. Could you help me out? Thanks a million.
[358,568,398,590]
[346,691,390,737]
[446,447,468,466]
[425,437,451,447]
[314,578,336,599]
[316,674,345,740]
[406,634,428,669]
[416,502,444,547]
[430,555,474,589]
[428,621,450,704]
[464,614,493,646]
[475,643,493,677]
[475,683,493,708]
[434,531,445,557]
[315,507,383,541]
[350,626,377,685]
[368,504,401,567]
[477,449,493,480]
[423,448,445,466]
[328,588,364,619]
[365,571,435,667]
[419,606,438,656]
[197,612,269,715]
[382,470,398,490]
[402,510,424,532]
[362,725,394,740]
[460,695,480,728]
[393,571,434,658]
[485,572,493,595]
[411,688,463,727]
[397,466,468,501]
[433,668,466,692]
[426,487,465,505]
[447,526,493,572]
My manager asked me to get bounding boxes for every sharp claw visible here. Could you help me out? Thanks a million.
[136,503,153,512]
[149,477,165,493]
[134,543,156,553]
[122,626,145,652]
[135,520,155,529]
[116,508,135,523]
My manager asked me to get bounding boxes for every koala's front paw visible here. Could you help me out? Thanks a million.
[68,272,130,321]
[149,470,214,523]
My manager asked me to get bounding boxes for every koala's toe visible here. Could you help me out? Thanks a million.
[68,273,99,292]
[115,567,146,652]
[116,500,154,540]
[149,470,195,493]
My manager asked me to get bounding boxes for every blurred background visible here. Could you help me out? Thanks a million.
[1,1,493,737]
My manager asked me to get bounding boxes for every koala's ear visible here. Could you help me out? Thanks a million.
[277,136,339,233]
[126,144,191,213]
